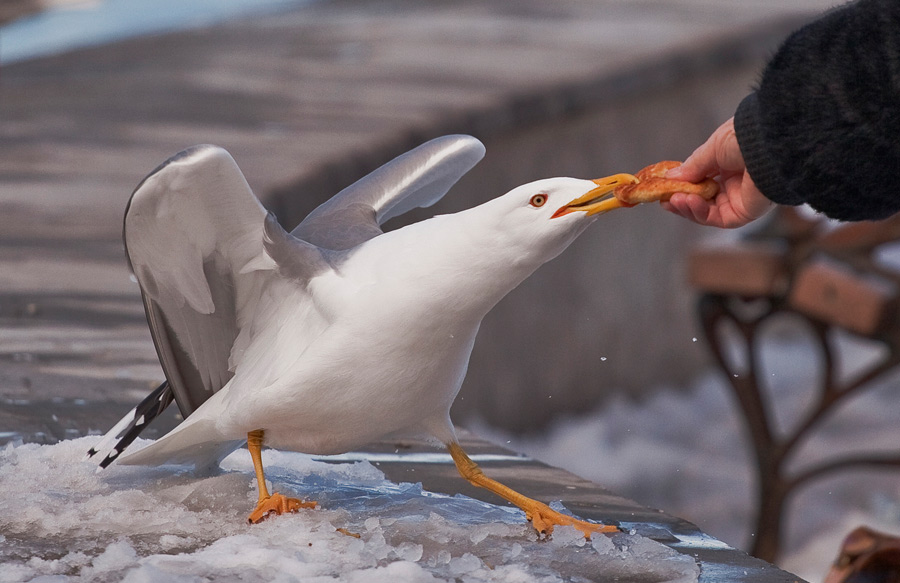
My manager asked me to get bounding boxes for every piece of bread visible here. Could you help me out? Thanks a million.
[615,161,719,204]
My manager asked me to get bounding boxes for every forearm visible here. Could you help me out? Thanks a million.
[734,0,900,221]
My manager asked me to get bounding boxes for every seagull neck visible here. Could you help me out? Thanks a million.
[407,208,547,314]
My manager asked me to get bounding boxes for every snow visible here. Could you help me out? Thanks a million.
[477,324,900,583]
[0,437,700,583]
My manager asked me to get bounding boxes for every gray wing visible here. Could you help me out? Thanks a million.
[125,145,274,416]
[292,134,485,250]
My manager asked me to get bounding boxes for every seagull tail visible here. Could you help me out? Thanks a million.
[85,380,175,468]
[114,402,244,474]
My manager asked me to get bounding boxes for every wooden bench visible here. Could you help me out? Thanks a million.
[690,207,900,561]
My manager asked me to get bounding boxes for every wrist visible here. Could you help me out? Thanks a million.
[734,94,799,208]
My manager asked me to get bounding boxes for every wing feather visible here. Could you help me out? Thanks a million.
[292,134,484,249]
[124,145,271,416]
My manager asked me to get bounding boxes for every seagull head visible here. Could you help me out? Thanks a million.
[481,173,638,263]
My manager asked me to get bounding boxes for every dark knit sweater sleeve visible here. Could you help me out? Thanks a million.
[733,0,900,222]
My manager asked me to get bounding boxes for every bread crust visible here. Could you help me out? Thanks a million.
[614,161,719,204]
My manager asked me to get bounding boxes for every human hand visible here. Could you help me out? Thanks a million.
[662,117,775,229]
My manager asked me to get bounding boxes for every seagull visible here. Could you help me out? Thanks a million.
[87,135,636,536]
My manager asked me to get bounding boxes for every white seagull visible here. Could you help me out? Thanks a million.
[87,135,636,536]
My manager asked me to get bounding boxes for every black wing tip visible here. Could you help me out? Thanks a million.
[88,381,175,469]
[98,450,120,469]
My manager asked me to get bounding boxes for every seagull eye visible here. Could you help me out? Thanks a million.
[529,194,547,207]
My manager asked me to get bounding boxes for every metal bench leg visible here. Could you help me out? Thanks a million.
[698,293,900,562]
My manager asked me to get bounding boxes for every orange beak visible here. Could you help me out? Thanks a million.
[551,173,639,218]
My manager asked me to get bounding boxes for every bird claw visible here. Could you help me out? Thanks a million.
[247,492,316,524]
[525,502,618,539]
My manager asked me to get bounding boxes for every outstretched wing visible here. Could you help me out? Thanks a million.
[124,145,274,416]
[292,134,485,250]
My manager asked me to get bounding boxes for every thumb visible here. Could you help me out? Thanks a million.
[668,117,738,182]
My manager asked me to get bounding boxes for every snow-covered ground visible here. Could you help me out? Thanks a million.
[3,321,899,582]
[474,324,900,583]
[0,437,701,583]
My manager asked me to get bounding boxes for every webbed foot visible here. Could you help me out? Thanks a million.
[248,492,316,524]
[524,500,618,538]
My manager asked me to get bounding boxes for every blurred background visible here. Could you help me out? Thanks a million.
[2,0,898,580]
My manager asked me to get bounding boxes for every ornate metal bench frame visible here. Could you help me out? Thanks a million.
[691,208,900,561]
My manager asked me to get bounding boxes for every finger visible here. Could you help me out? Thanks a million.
[663,192,707,225]
[708,179,769,229]
[668,117,741,182]
[669,190,744,229]
[682,192,717,224]
[668,138,719,183]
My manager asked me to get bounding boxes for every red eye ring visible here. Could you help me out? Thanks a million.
[530,194,548,207]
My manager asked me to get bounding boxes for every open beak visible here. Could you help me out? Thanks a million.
[551,173,639,218]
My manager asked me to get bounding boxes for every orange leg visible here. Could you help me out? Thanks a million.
[246,429,316,524]
[447,442,617,538]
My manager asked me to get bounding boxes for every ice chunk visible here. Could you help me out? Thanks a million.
[0,437,700,583]
[592,532,616,555]
[344,561,439,583]
[548,524,587,548]
[394,542,424,562]
[89,540,138,573]
[468,522,513,544]
[447,552,482,575]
